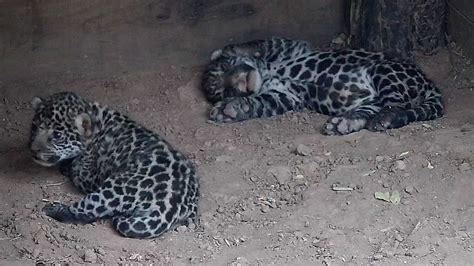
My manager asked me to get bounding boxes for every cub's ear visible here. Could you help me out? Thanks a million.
[31,97,43,111]
[75,113,93,138]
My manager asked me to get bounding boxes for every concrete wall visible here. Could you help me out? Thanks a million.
[448,0,474,59]
[0,0,345,83]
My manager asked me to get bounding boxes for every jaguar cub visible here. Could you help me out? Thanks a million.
[202,38,444,135]
[30,92,199,238]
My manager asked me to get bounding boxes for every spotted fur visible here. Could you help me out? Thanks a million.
[202,38,444,135]
[30,92,199,239]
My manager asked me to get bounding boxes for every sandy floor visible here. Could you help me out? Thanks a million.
[0,47,473,265]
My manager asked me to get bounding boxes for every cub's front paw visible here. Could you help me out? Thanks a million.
[322,117,365,135]
[209,99,251,123]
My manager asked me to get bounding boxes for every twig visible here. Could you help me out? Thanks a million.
[0,235,21,241]
[332,186,354,191]
[43,181,66,187]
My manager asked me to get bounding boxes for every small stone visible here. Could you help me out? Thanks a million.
[375,156,384,162]
[294,174,305,180]
[394,160,406,170]
[95,248,106,256]
[404,186,414,194]
[83,249,97,263]
[373,253,383,261]
[28,213,38,219]
[295,144,311,156]
[25,203,34,209]
[176,225,187,233]
[382,182,390,188]
[331,33,347,45]
[188,223,196,230]
[261,205,270,213]
[394,233,404,242]
[459,162,471,172]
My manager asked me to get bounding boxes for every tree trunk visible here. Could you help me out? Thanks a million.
[349,0,446,59]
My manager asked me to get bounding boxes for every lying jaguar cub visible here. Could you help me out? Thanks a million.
[202,38,444,135]
[30,92,199,238]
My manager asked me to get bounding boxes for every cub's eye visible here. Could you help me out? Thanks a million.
[52,131,63,139]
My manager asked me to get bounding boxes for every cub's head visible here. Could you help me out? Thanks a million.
[29,92,93,167]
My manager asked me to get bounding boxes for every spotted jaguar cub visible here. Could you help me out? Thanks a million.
[30,92,199,238]
[202,38,444,135]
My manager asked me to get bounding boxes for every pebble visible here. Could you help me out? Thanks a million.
[260,205,270,213]
[217,206,225,213]
[373,253,383,260]
[188,222,196,230]
[230,256,249,266]
[95,248,106,256]
[235,213,242,220]
[267,166,292,184]
[394,233,404,242]
[394,160,406,170]
[295,144,311,156]
[83,249,97,263]
[459,162,471,172]
[293,174,305,180]
[404,186,414,194]
[176,225,187,233]
[375,156,384,162]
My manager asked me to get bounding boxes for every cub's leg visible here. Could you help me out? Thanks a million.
[366,90,443,131]
[322,103,381,135]
[321,82,379,135]
[112,214,171,239]
[209,78,304,122]
[43,173,144,224]
[59,153,101,194]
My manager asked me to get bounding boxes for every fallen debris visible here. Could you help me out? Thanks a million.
[375,190,401,204]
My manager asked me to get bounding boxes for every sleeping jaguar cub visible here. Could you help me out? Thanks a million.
[202,38,444,135]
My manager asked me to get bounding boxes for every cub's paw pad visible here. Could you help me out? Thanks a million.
[42,203,74,223]
[322,117,350,136]
[209,100,249,123]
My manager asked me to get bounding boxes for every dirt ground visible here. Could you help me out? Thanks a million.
[1,42,474,265]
